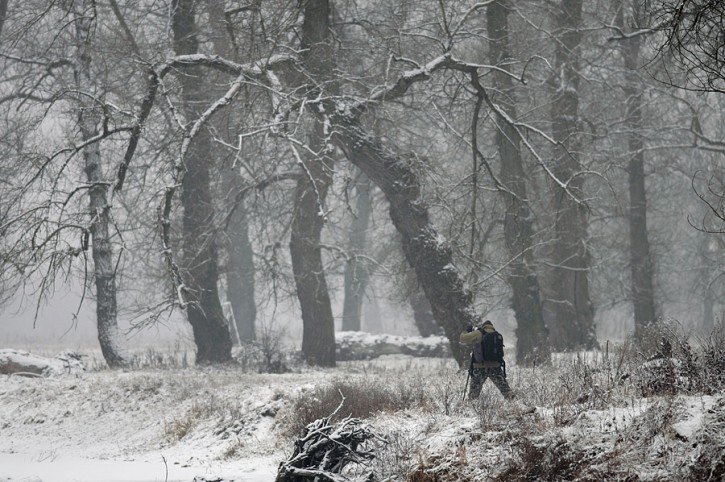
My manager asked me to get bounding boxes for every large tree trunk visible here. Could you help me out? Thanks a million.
[172,0,232,364]
[342,170,372,332]
[291,0,337,367]
[72,0,127,368]
[405,266,439,337]
[487,0,551,366]
[290,119,336,366]
[207,0,257,343]
[546,0,598,351]
[333,118,476,367]
[618,1,657,341]
[224,185,257,342]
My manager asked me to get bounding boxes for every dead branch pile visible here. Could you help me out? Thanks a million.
[275,411,383,482]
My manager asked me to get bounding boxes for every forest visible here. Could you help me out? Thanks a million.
[0,0,724,369]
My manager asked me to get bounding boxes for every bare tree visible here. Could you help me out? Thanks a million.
[223,181,258,343]
[0,1,130,367]
[616,0,658,341]
[648,0,725,331]
[342,169,373,332]
[0,0,19,310]
[70,0,129,367]
[207,0,257,343]
[697,230,720,331]
[41,0,679,367]
[657,0,725,93]
[545,0,598,351]
[171,0,233,363]
[290,0,339,367]
[485,0,551,365]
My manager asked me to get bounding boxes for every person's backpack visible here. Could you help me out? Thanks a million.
[472,329,505,363]
[482,330,505,362]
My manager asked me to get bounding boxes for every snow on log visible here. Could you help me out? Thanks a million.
[335,331,450,361]
[0,349,86,377]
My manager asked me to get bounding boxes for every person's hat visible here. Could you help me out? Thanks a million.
[482,320,493,327]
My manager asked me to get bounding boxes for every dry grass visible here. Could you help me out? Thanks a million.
[164,397,224,442]
[371,320,725,481]
[10,317,723,481]
[280,374,436,437]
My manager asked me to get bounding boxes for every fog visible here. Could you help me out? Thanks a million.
[1,285,193,355]
[0,277,424,357]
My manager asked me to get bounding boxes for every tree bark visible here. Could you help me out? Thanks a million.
[290,119,336,366]
[546,0,598,351]
[487,0,551,365]
[224,187,257,342]
[405,266,439,337]
[342,170,372,332]
[72,0,127,368]
[172,0,232,363]
[292,0,337,367]
[618,1,657,341]
[207,0,257,343]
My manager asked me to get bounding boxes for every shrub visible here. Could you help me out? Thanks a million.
[406,444,472,482]
[685,392,725,481]
[632,319,725,396]
[280,375,433,437]
[234,320,294,373]
[472,387,506,431]
[688,434,725,482]
[622,396,680,446]
[164,400,210,441]
[371,427,419,481]
[496,437,608,482]
[698,319,725,392]
[163,394,243,442]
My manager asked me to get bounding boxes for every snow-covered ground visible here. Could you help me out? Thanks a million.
[1,348,723,481]
[0,362,289,481]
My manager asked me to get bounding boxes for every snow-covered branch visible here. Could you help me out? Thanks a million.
[174,73,246,174]
[276,411,383,482]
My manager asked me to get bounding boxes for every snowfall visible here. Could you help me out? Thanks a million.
[0,334,723,482]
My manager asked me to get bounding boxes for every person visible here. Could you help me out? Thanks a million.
[459,319,513,400]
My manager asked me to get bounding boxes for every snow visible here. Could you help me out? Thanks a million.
[671,396,711,441]
[336,331,447,349]
[0,366,292,481]
[335,332,450,361]
[0,349,722,481]
[0,350,86,377]
[0,453,255,482]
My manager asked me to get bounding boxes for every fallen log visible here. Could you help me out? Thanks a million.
[335,331,450,361]
[0,349,86,377]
